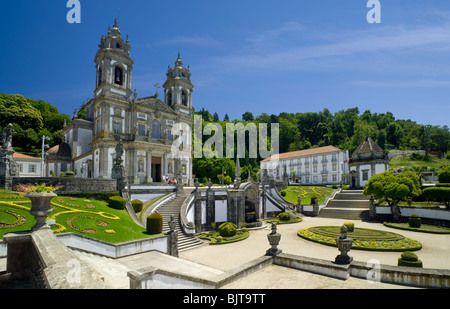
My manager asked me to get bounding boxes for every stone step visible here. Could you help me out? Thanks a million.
[326,200,370,209]
[333,193,371,200]
[318,208,370,220]
[154,191,204,251]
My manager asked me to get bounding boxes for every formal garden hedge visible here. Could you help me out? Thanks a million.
[199,222,250,245]
[297,226,422,251]
[266,212,303,225]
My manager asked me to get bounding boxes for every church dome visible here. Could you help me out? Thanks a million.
[350,133,387,162]
[47,142,71,159]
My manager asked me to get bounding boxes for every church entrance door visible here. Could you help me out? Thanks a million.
[151,156,162,182]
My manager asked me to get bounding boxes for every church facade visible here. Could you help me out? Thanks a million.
[47,20,194,185]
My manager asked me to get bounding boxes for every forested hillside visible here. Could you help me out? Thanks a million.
[193,108,450,182]
[0,94,71,156]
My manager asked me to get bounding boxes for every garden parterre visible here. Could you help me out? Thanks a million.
[0,190,149,243]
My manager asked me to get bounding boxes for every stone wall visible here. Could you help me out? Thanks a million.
[12,177,117,194]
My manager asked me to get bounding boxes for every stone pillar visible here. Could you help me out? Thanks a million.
[227,189,244,229]
[133,150,139,184]
[194,179,202,233]
[166,215,178,257]
[206,179,215,230]
[146,152,152,183]
[296,196,302,213]
[369,195,375,218]
[261,185,267,219]
[392,200,401,222]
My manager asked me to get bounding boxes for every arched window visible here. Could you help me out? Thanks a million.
[181,91,187,106]
[167,90,173,106]
[97,67,102,88]
[115,66,123,85]
[151,120,161,139]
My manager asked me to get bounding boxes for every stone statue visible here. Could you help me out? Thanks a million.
[1,124,14,151]
[111,141,126,192]
[0,124,19,189]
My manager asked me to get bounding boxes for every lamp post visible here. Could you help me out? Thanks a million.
[41,135,50,177]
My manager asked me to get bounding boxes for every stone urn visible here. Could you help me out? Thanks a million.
[26,191,57,231]
[334,225,353,265]
[266,223,282,256]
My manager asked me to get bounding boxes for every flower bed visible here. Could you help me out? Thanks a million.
[297,226,422,251]
[66,215,110,234]
[0,209,26,228]
[199,229,250,245]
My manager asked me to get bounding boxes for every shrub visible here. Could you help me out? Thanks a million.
[438,166,450,183]
[436,183,450,187]
[278,212,291,221]
[344,222,355,232]
[310,196,317,204]
[146,212,163,234]
[216,236,223,243]
[408,214,421,228]
[280,190,286,197]
[60,172,65,177]
[332,185,338,189]
[65,171,75,177]
[224,175,232,185]
[398,251,423,268]
[108,196,126,210]
[219,222,237,237]
[423,187,450,208]
[131,199,144,213]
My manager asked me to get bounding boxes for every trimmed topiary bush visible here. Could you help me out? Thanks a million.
[146,212,163,234]
[131,199,144,213]
[344,222,355,233]
[280,190,287,197]
[408,214,421,228]
[65,171,75,177]
[107,196,127,210]
[398,251,423,268]
[219,222,237,237]
[278,212,291,221]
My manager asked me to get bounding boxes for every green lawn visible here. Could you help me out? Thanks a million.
[0,190,156,243]
[389,153,449,171]
[279,186,337,205]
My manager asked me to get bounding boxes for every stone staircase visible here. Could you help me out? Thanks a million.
[157,190,204,252]
[318,190,371,220]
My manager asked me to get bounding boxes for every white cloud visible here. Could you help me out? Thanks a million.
[208,20,450,72]
[352,79,450,88]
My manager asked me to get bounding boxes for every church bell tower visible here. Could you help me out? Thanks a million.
[94,19,134,101]
[163,53,194,117]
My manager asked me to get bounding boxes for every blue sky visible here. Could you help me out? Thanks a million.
[1,0,449,127]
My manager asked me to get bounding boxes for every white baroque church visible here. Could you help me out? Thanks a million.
[45,20,194,185]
